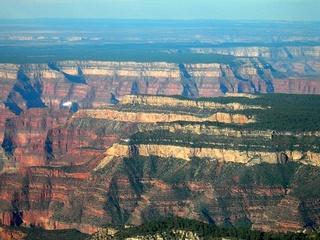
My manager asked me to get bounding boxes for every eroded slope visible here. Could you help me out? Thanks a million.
[0,94,320,234]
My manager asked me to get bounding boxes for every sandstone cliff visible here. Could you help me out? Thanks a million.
[100,143,291,166]
[73,108,253,124]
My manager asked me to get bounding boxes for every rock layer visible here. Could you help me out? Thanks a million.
[0,52,319,116]
[0,51,319,234]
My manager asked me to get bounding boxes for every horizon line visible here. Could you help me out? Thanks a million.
[1,18,320,23]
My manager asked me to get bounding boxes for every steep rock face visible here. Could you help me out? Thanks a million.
[1,108,71,168]
[0,64,19,80]
[73,109,253,124]
[98,122,320,167]
[72,94,257,126]
[0,167,100,234]
[0,105,16,171]
[0,46,319,113]
[0,56,309,113]
[45,118,138,166]
[102,143,280,165]
[190,46,320,94]
[60,61,182,98]
[120,94,261,110]
[59,59,278,96]
[273,78,320,94]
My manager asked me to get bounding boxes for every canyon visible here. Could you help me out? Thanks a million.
[0,43,320,237]
[0,92,320,235]
[1,45,320,112]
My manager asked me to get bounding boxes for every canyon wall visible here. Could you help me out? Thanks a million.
[0,94,319,234]
[0,46,319,235]
[189,46,320,59]
[100,142,316,166]
[0,46,319,117]
[73,108,253,124]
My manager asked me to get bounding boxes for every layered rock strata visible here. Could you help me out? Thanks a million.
[0,93,320,234]
[0,51,319,118]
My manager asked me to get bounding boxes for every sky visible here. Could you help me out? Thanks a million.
[0,0,319,21]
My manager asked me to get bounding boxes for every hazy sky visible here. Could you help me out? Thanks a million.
[1,0,319,21]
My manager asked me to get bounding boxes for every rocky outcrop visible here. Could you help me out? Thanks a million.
[73,109,253,124]
[101,143,281,165]
[97,141,319,168]
[70,94,256,126]
[120,94,262,110]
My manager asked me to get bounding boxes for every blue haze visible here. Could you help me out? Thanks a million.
[0,0,319,21]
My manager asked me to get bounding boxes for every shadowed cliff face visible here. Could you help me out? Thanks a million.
[5,66,47,114]
[48,62,87,84]
[179,63,199,98]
